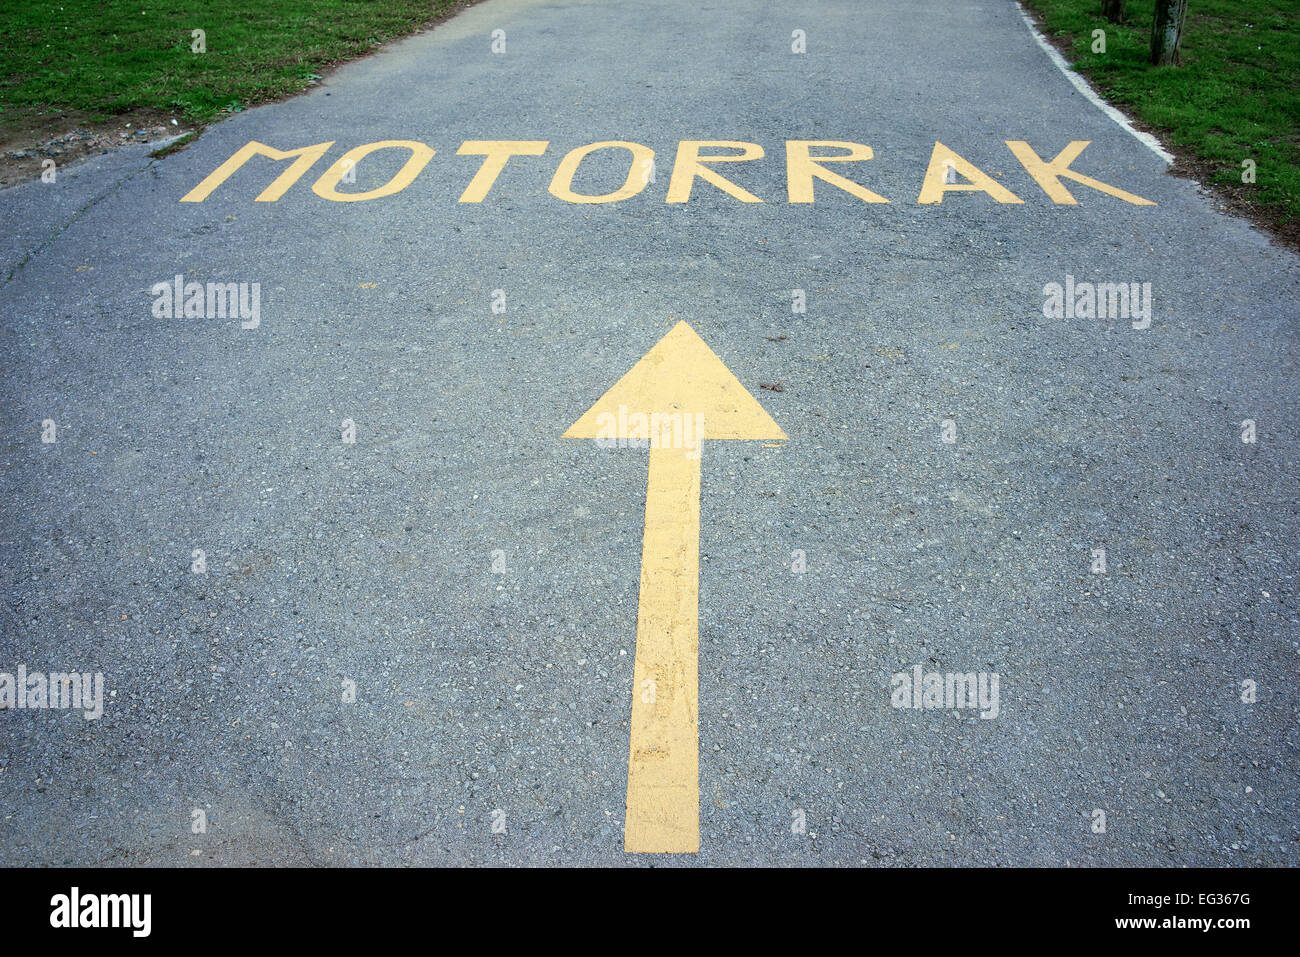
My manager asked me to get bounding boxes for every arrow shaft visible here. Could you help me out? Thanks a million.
[625,443,702,853]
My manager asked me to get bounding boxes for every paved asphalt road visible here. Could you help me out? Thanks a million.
[1,0,1297,866]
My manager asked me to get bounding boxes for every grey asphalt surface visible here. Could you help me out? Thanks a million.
[1,0,1297,866]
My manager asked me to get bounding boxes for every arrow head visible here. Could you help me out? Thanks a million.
[564,322,787,442]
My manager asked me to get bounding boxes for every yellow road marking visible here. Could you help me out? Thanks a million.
[549,141,655,204]
[917,142,1023,205]
[565,322,785,853]
[785,140,890,204]
[182,138,1156,206]
[665,141,765,204]
[624,441,701,852]
[312,140,435,202]
[456,140,549,202]
[1005,140,1156,206]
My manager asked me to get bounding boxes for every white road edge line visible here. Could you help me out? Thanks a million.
[1015,2,1174,164]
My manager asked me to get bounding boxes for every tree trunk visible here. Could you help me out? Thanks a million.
[1101,0,1126,23]
[1151,0,1188,66]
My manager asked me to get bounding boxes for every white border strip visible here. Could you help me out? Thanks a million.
[1015,2,1174,164]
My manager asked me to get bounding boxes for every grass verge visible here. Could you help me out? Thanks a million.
[1020,0,1299,249]
[0,1,475,183]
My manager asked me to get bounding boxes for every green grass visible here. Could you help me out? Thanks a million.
[1021,0,1300,232]
[0,1,464,135]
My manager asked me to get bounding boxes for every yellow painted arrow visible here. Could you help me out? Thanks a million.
[565,321,786,853]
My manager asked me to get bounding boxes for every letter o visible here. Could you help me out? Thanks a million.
[548,141,654,204]
[312,140,435,201]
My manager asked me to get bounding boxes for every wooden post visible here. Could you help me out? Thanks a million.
[1151,0,1189,66]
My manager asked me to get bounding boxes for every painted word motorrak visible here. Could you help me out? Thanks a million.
[181,138,1157,206]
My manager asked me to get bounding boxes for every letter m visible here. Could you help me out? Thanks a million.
[206,282,240,318]
[1095,282,1129,319]
[181,140,335,203]
[945,673,978,709]
[101,894,130,927]
[48,673,79,710]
